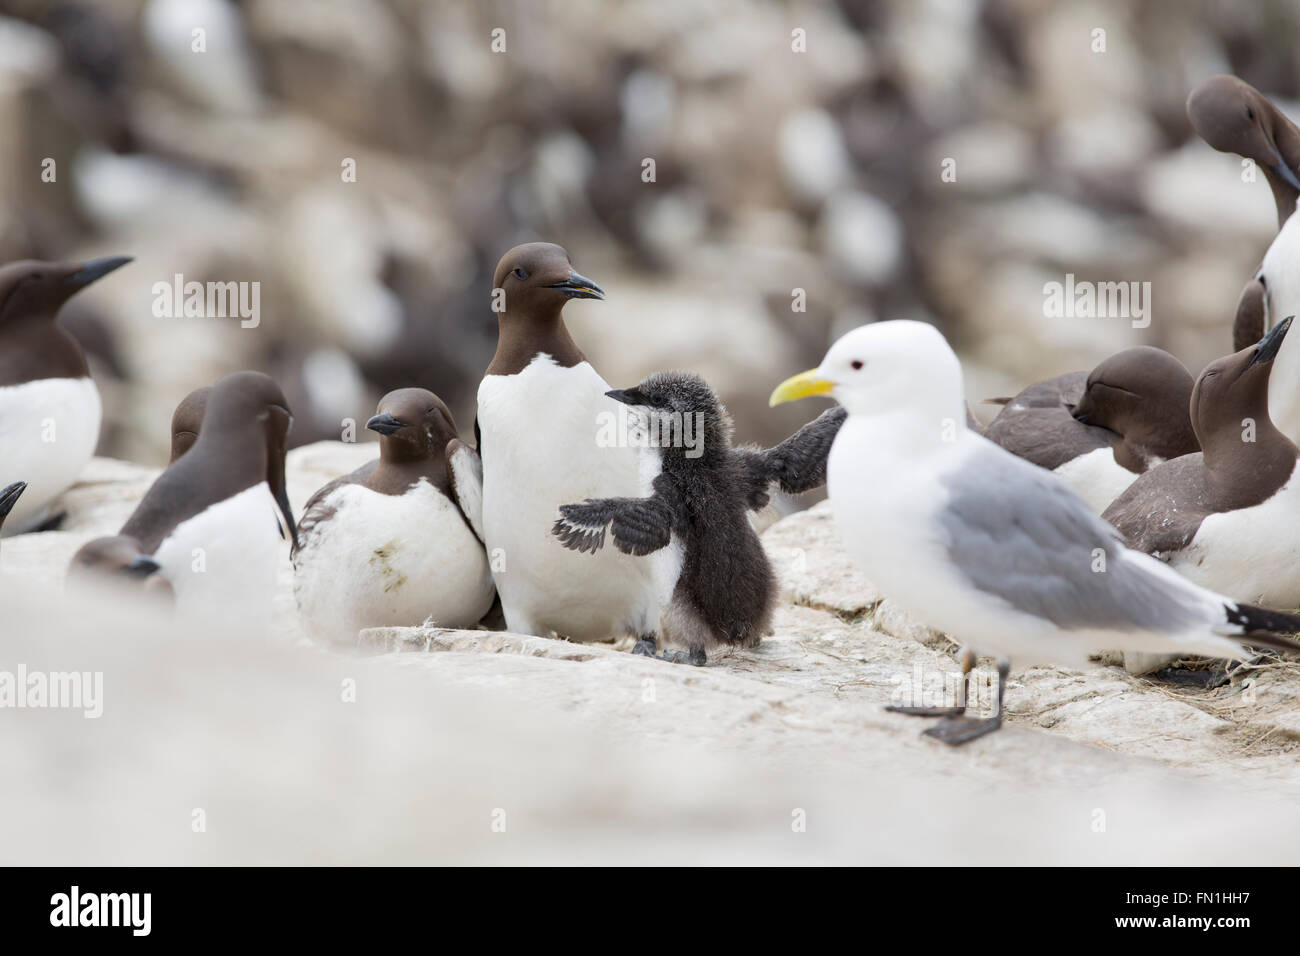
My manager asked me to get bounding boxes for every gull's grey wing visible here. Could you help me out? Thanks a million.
[552,493,678,556]
[739,406,846,510]
[940,442,1209,635]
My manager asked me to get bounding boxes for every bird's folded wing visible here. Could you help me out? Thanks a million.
[552,495,676,556]
[740,405,847,509]
[940,444,1214,635]
[447,439,485,543]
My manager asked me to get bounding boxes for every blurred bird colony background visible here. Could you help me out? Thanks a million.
[1,0,1297,465]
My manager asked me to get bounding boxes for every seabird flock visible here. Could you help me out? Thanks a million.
[3,74,1300,747]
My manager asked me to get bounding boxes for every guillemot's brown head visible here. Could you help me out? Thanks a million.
[67,533,174,601]
[169,386,212,463]
[1192,317,1297,494]
[0,255,132,385]
[203,371,296,542]
[69,534,159,579]
[366,388,461,466]
[0,256,132,326]
[1070,346,1199,469]
[1188,75,1300,227]
[486,243,605,375]
[122,371,297,553]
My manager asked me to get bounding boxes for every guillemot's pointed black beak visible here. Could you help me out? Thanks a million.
[1250,315,1294,366]
[605,388,646,407]
[64,255,133,290]
[1270,161,1300,193]
[366,412,407,435]
[125,555,161,578]
[547,270,605,300]
[0,481,27,521]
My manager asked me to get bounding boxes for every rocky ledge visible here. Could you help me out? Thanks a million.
[4,442,1300,864]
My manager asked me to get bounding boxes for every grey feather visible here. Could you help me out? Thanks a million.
[939,444,1209,634]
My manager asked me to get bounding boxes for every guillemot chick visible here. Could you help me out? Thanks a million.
[0,255,131,533]
[292,388,494,644]
[982,347,1198,513]
[772,321,1300,746]
[553,371,844,665]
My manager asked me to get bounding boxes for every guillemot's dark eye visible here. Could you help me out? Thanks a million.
[513,267,527,280]
[1247,107,1256,120]
[851,360,864,370]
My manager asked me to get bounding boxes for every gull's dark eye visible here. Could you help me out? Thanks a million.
[851,360,864,370]
[513,267,527,279]
[1247,107,1256,121]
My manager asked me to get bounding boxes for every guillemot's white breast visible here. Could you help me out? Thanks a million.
[479,355,666,641]
[0,377,101,532]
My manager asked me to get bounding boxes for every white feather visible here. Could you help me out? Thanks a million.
[0,378,101,533]
[154,483,287,634]
[478,356,671,641]
[1051,446,1142,515]
[447,444,485,542]
[293,479,494,643]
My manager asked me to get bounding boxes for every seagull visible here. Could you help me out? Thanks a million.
[770,321,1300,745]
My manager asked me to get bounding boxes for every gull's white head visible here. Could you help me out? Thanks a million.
[769,320,964,421]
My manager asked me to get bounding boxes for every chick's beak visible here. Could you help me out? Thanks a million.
[769,369,834,406]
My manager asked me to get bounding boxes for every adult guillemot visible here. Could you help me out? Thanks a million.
[0,255,131,533]
[293,388,494,644]
[983,346,1198,513]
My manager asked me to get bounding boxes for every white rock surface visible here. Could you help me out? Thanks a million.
[4,465,1300,864]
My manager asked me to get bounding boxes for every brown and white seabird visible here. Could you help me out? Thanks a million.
[0,256,131,533]
[982,346,1199,513]
[292,388,494,644]
[106,371,296,631]
[477,242,675,644]
[1103,318,1300,610]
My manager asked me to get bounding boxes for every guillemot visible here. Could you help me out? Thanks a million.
[982,346,1198,513]
[476,242,671,644]
[0,255,131,533]
[292,388,494,644]
[114,371,295,632]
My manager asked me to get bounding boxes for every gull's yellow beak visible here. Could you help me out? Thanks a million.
[769,369,834,407]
